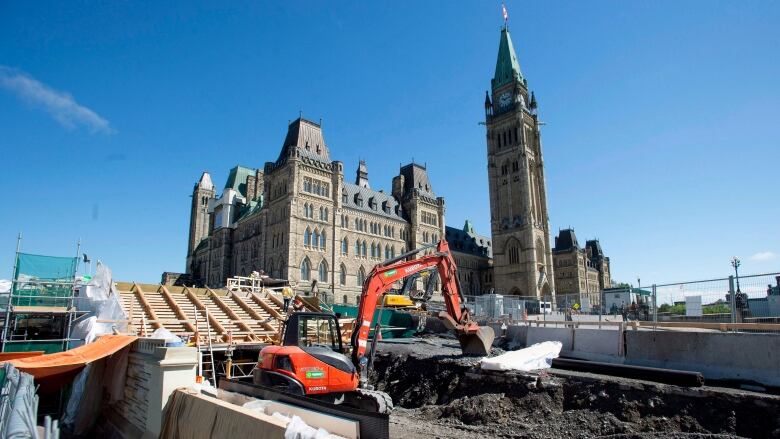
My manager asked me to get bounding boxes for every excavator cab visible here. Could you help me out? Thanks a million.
[281,312,355,374]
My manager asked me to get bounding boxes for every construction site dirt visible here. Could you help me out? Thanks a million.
[370,336,780,439]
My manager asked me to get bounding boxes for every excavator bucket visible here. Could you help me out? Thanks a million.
[457,326,495,356]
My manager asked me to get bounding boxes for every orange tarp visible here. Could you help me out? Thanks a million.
[0,335,137,381]
[0,351,45,361]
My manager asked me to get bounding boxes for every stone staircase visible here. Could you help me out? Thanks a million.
[115,282,284,344]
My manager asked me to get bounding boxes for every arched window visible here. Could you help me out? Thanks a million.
[320,231,326,249]
[342,237,348,255]
[318,260,328,282]
[340,264,347,285]
[324,208,329,221]
[313,229,320,248]
[319,206,324,220]
[342,294,348,304]
[300,258,311,281]
[303,203,309,218]
[509,244,520,264]
[385,244,390,259]
[355,240,360,256]
[361,241,367,258]
[391,247,395,258]
[357,266,366,286]
[304,227,311,246]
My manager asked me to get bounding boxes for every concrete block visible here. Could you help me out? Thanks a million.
[526,327,574,353]
[570,328,623,362]
[625,331,780,387]
[506,325,527,347]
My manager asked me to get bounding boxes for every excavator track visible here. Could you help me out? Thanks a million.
[354,388,394,414]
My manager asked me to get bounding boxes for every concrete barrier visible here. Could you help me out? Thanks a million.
[571,328,623,362]
[625,331,780,387]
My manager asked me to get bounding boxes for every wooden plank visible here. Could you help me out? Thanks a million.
[134,283,163,330]
[250,293,284,320]
[183,286,227,340]
[230,292,276,332]
[160,285,197,333]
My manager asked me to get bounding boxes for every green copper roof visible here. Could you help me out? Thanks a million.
[224,165,256,198]
[493,27,524,89]
[237,198,263,221]
[463,219,475,235]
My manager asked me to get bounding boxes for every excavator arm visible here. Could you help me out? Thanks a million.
[350,240,495,368]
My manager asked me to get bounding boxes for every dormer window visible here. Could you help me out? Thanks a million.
[355,194,363,207]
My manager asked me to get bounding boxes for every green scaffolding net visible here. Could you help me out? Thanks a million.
[11,253,78,307]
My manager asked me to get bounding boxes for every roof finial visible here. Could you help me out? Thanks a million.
[501,3,509,26]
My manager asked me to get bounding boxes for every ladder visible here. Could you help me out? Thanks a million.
[196,306,217,388]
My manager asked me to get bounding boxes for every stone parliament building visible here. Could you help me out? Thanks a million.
[182,24,611,306]
[186,117,446,304]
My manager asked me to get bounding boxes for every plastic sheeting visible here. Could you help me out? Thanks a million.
[69,262,128,349]
[0,364,38,439]
[480,341,562,372]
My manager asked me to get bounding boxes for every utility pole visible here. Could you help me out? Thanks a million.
[730,257,743,325]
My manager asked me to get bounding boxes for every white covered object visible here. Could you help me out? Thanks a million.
[152,327,182,344]
[480,341,562,372]
[0,279,10,293]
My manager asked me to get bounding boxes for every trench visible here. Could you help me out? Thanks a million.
[369,351,780,438]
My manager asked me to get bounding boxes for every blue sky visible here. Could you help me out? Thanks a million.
[1,1,778,285]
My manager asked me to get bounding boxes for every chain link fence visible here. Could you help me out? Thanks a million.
[459,272,780,334]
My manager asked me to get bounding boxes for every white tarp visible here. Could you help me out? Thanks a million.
[0,280,10,293]
[480,341,562,372]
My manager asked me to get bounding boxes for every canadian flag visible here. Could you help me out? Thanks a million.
[502,3,509,21]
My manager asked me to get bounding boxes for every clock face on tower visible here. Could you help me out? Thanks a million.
[498,92,512,109]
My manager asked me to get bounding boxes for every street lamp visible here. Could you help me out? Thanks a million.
[730,257,741,294]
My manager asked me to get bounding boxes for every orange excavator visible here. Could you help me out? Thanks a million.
[255,240,495,413]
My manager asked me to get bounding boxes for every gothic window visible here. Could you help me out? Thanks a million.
[340,264,347,286]
[313,229,320,248]
[509,245,520,264]
[357,266,366,286]
[342,237,348,255]
[355,240,360,256]
[304,227,311,246]
[514,126,519,144]
[300,258,311,281]
[385,245,390,260]
[361,241,367,258]
[320,231,326,250]
[319,206,324,220]
[318,260,328,282]
[303,203,309,218]
[512,161,519,172]
[324,208,329,221]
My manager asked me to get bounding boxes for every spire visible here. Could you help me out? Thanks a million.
[492,27,524,90]
[355,160,370,188]
[484,91,492,108]
[197,171,214,191]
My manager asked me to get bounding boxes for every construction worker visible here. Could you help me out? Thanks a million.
[282,282,293,312]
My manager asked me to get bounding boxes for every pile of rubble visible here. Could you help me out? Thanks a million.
[371,336,780,439]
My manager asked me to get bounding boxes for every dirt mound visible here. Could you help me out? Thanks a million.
[375,338,780,438]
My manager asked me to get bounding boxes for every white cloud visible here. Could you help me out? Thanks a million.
[0,66,113,134]
[750,251,776,262]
